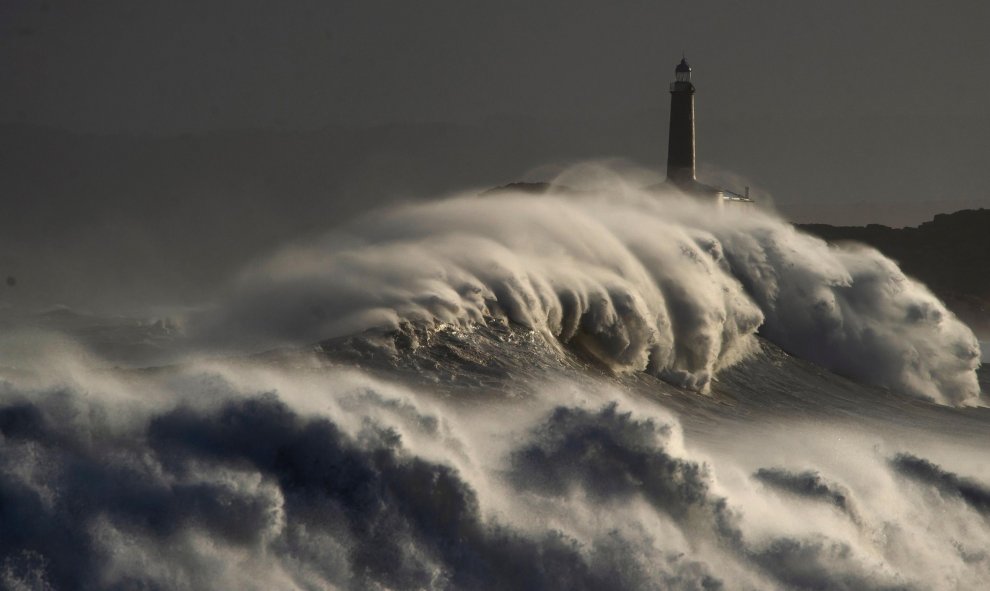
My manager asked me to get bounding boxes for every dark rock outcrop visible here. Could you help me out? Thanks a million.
[800,209,990,335]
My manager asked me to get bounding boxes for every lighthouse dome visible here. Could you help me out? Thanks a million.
[674,57,692,82]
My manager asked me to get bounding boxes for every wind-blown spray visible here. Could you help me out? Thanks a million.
[0,173,987,589]
[202,181,979,404]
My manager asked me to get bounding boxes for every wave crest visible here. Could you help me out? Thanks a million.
[200,183,979,404]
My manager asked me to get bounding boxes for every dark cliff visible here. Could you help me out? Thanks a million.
[799,209,990,335]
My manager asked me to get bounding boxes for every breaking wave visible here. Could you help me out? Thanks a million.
[2,172,988,589]
[202,181,979,404]
[1,353,989,590]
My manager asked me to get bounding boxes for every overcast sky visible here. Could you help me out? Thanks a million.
[2,1,990,311]
[3,1,989,132]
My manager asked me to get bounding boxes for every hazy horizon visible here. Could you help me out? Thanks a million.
[3,0,990,311]
[3,1,989,222]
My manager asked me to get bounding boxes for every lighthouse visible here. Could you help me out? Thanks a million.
[662,57,753,206]
[667,57,696,186]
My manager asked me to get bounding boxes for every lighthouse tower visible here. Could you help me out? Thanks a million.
[666,57,696,186]
[658,57,754,206]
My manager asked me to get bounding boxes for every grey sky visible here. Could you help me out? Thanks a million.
[3,1,988,132]
[2,1,989,311]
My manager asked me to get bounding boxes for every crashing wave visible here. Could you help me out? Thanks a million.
[200,184,979,405]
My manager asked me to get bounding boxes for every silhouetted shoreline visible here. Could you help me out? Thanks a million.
[800,209,990,336]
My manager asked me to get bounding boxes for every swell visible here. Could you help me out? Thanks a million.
[1,345,988,590]
[199,185,980,405]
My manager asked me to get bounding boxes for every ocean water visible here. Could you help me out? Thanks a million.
[0,181,987,590]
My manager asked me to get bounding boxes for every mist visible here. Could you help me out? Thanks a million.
[0,168,987,589]
[4,2,990,587]
[1,346,988,590]
[200,175,978,405]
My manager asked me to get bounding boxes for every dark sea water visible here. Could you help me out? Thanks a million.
[0,185,987,590]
